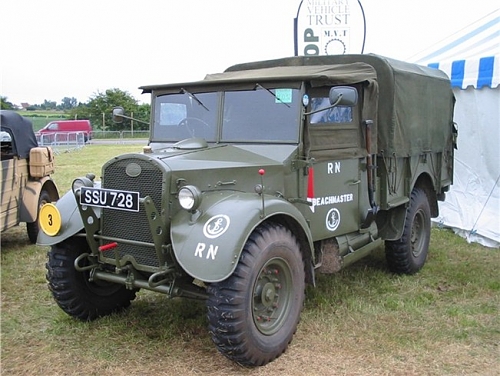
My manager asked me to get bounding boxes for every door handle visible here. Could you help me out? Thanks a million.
[348,180,361,186]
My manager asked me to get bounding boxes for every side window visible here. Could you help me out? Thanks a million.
[1,130,14,159]
[307,85,361,158]
[309,97,352,124]
[47,123,59,130]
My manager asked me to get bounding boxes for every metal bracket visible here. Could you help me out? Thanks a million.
[142,196,169,266]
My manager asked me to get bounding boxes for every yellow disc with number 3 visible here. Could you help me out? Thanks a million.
[39,203,62,236]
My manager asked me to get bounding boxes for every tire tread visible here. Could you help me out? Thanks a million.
[206,222,305,366]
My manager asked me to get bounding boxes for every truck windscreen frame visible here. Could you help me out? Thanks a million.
[152,86,301,144]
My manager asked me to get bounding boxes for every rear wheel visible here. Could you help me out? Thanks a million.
[207,223,305,366]
[385,187,431,274]
[27,190,51,244]
[46,236,137,320]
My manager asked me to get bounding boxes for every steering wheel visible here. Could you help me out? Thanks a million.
[178,117,210,138]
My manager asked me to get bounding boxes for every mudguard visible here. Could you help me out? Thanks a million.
[37,188,101,246]
[171,191,313,283]
[19,177,58,222]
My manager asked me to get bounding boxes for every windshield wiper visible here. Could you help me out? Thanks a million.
[255,83,290,108]
[180,88,209,111]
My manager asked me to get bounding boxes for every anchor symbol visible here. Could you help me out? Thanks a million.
[203,214,231,239]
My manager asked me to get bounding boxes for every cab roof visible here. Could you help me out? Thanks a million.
[140,61,377,93]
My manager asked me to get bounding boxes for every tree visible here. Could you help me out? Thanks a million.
[69,88,150,131]
[59,97,77,110]
[133,103,151,131]
[1,96,16,110]
[41,99,57,110]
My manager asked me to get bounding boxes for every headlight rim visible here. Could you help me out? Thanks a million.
[178,185,202,212]
[72,177,94,193]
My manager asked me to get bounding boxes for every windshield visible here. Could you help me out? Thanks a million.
[153,87,301,143]
[154,92,218,141]
[222,87,300,142]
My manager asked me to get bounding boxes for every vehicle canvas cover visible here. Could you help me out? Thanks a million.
[225,54,455,157]
[0,110,38,159]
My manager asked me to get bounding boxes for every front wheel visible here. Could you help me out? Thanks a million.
[385,187,431,274]
[46,236,137,320]
[207,223,305,367]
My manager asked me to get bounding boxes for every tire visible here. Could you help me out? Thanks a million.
[207,222,305,367]
[385,187,431,274]
[27,190,51,244]
[46,236,137,321]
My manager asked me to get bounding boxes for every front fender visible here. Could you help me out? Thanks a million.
[19,177,59,222]
[36,188,101,246]
[171,191,312,283]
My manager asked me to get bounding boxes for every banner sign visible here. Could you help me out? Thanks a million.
[294,0,366,56]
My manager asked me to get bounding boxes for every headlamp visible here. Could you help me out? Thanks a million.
[178,185,202,211]
[72,177,94,193]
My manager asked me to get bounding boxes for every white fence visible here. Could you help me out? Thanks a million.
[36,131,150,153]
[91,130,150,140]
[36,132,87,153]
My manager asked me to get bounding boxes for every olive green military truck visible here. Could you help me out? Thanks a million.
[1,110,59,243]
[38,54,456,367]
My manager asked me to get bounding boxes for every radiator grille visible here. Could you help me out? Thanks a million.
[100,158,165,268]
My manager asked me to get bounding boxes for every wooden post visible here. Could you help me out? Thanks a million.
[131,112,134,137]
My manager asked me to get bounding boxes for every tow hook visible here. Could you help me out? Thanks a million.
[74,252,98,272]
[148,268,175,288]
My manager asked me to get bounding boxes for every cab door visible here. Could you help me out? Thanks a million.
[301,84,367,240]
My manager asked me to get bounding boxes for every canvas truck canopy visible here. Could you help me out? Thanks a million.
[226,54,455,157]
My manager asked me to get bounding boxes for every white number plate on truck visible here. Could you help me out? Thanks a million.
[80,187,140,212]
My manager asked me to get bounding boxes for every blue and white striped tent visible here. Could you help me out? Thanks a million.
[427,55,499,89]
[412,8,499,89]
[411,9,500,247]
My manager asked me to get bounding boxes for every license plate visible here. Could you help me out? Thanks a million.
[80,187,140,212]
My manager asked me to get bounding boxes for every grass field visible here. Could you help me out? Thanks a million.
[1,145,499,375]
[16,110,70,131]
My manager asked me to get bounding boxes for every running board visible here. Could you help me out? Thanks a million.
[341,237,384,269]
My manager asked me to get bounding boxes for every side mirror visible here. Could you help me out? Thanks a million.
[112,107,125,123]
[329,86,358,107]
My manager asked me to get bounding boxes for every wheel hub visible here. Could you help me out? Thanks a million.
[261,282,277,307]
[252,260,291,335]
[411,210,425,257]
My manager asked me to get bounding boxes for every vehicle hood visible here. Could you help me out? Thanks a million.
[150,142,299,195]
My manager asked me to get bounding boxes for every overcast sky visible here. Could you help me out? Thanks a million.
[1,0,498,106]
